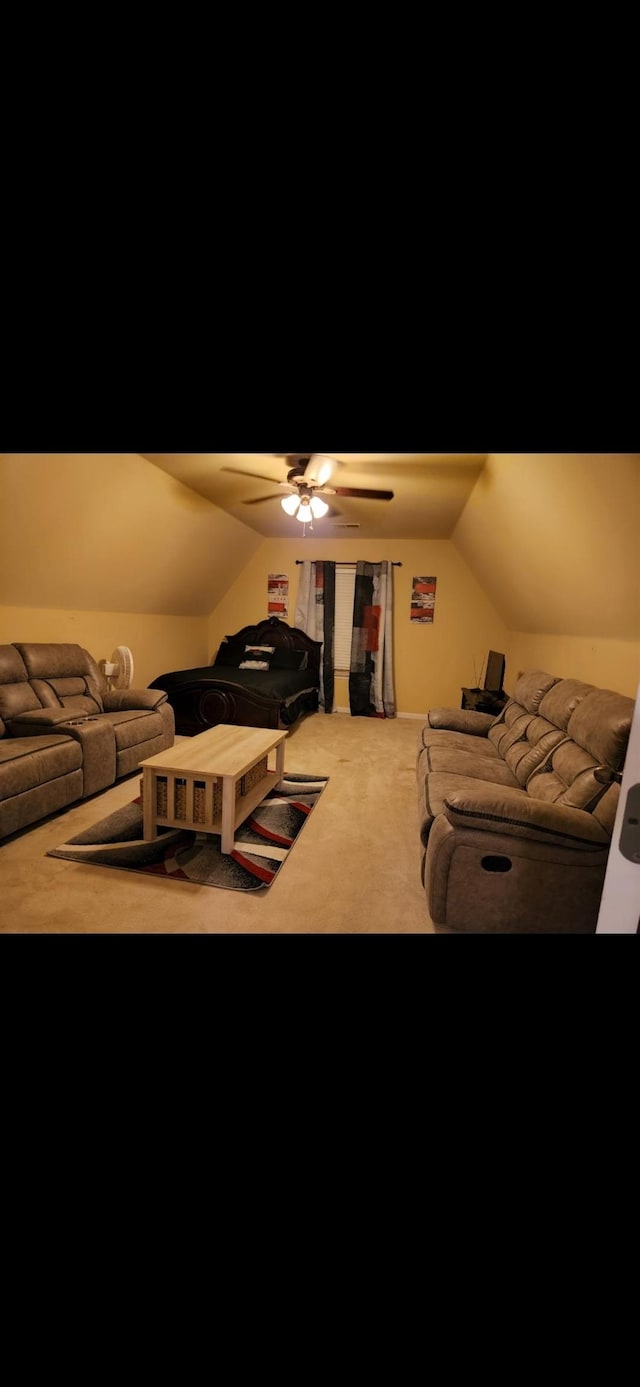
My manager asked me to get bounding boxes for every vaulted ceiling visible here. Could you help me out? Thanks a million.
[0,453,260,617]
[1,453,638,644]
[140,454,488,540]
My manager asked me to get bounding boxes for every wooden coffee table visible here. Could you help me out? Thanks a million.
[139,724,287,854]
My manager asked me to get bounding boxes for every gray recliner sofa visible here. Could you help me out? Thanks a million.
[0,642,174,839]
[417,669,634,933]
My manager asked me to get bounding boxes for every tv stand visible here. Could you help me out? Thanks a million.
[461,687,508,715]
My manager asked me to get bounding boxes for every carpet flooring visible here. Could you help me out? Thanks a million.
[2,716,432,933]
[47,773,328,890]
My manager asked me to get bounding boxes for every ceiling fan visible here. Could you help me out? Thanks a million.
[220,454,394,526]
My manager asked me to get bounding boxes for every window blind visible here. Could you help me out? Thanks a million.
[334,564,356,672]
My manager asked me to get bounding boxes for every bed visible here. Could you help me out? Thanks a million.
[148,618,322,737]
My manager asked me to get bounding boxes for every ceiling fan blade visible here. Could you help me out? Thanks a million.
[242,494,286,506]
[332,487,394,501]
[271,454,311,462]
[302,454,334,487]
[221,467,279,484]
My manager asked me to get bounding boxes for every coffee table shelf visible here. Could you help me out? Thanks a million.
[151,768,281,836]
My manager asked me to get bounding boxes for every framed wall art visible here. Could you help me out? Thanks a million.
[268,573,289,619]
[410,575,437,623]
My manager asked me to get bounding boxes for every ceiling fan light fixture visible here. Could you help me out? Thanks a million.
[296,499,313,524]
[309,495,329,519]
[281,493,301,516]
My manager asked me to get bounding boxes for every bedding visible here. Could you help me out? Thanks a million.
[148,618,322,736]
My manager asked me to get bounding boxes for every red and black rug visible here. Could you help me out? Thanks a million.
[47,774,328,891]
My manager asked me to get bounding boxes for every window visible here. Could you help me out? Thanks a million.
[334,564,356,673]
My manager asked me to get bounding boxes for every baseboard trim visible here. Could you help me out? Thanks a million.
[332,707,425,720]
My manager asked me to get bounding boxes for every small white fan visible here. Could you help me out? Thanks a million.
[104,646,134,690]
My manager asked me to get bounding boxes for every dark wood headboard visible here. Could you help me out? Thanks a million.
[217,618,322,683]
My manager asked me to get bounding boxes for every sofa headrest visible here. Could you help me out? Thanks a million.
[10,643,105,716]
[538,678,596,730]
[12,642,91,679]
[511,669,559,714]
[567,688,635,770]
[0,644,29,685]
[0,644,42,732]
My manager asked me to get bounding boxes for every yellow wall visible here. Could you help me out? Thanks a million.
[507,632,640,699]
[0,606,208,690]
[207,537,509,715]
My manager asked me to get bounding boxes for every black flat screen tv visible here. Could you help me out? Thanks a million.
[484,650,505,694]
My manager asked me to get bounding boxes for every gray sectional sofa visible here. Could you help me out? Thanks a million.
[0,642,174,838]
[417,669,634,933]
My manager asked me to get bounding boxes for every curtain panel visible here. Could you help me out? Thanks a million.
[294,561,336,713]
[349,560,396,718]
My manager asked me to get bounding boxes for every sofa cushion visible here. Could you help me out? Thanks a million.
[527,740,604,807]
[14,642,105,713]
[487,705,534,755]
[101,709,167,751]
[29,676,103,716]
[0,734,82,800]
[537,678,596,728]
[504,718,568,786]
[105,707,172,779]
[418,727,501,756]
[427,708,497,735]
[422,746,521,787]
[511,685,632,826]
[0,644,29,685]
[0,644,42,725]
[566,688,634,770]
[510,669,560,713]
[0,680,42,723]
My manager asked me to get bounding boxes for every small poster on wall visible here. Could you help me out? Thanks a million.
[410,575,437,623]
[268,573,289,619]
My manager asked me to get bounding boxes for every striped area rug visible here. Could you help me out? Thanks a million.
[47,774,328,891]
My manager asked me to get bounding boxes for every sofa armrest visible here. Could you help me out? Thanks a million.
[442,782,611,850]
[6,708,94,734]
[428,707,495,735]
[102,689,168,712]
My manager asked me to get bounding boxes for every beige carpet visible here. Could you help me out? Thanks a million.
[0,713,435,934]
